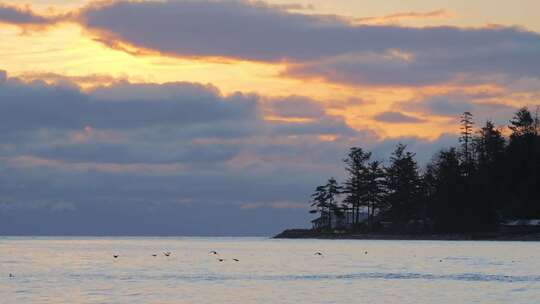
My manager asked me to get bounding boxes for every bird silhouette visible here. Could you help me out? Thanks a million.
[152,254,157,257]
[209,251,218,255]
[113,255,119,259]
[315,252,323,256]
[163,252,171,257]
[217,258,225,262]
[233,258,239,262]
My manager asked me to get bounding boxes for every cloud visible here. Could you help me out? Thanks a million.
[0,4,50,25]
[356,9,453,25]
[0,77,258,133]
[0,71,471,235]
[72,1,540,87]
[374,111,426,124]
[0,73,360,165]
[400,93,518,120]
[0,3,65,29]
[3,1,540,87]
[265,95,326,119]
[239,201,307,210]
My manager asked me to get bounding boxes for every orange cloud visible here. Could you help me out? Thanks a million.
[355,10,454,25]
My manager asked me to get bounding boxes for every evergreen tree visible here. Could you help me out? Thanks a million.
[309,178,343,230]
[459,111,475,176]
[505,107,540,218]
[385,144,423,225]
[509,107,536,140]
[326,177,343,220]
[362,160,386,228]
[474,120,505,167]
[310,184,330,229]
[472,120,506,222]
[427,148,464,232]
[342,147,371,225]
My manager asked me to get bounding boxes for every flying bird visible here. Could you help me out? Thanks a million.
[315,252,323,256]
[163,252,171,257]
[217,258,225,262]
[113,255,119,259]
[152,254,157,257]
[233,259,239,262]
[209,251,218,255]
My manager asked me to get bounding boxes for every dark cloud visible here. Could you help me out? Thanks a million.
[0,4,62,26]
[0,4,49,25]
[0,74,363,167]
[75,0,540,86]
[374,111,426,123]
[284,44,540,86]
[0,78,259,132]
[0,72,469,235]
[2,1,539,86]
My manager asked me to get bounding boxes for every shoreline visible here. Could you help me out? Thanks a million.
[273,229,540,241]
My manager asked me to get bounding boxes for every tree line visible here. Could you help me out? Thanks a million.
[310,107,540,233]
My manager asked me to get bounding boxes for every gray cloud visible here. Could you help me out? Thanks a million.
[399,93,518,124]
[265,95,326,119]
[0,4,49,25]
[74,0,540,86]
[0,4,62,26]
[0,72,360,166]
[2,1,540,87]
[0,77,259,133]
[374,111,426,123]
[0,72,470,235]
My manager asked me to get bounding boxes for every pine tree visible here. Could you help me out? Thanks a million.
[362,161,386,228]
[385,144,423,225]
[459,111,475,176]
[474,120,505,167]
[326,177,343,221]
[342,147,371,226]
[509,107,535,140]
[310,185,330,229]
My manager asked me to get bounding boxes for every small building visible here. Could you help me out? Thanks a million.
[311,210,368,230]
[500,219,540,233]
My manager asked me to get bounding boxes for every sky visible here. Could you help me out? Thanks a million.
[0,0,539,235]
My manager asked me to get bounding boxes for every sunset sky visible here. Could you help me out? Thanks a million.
[1,0,539,235]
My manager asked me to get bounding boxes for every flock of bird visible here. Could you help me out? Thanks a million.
[110,250,240,262]
[6,250,367,279]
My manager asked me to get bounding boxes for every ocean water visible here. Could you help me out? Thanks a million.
[1,237,539,304]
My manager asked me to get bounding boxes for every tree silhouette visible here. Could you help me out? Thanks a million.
[310,178,343,230]
[385,144,423,226]
[307,108,540,234]
[363,160,386,229]
[459,111,475,176]
[342,147,371,226]
[310,185,330,229]
[474,120,505,167]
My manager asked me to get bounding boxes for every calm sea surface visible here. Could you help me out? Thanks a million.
[1,237,539,303]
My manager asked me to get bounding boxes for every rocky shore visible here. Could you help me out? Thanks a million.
[273,229,540,241]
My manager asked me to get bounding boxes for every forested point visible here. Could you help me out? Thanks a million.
[308,107,540,234]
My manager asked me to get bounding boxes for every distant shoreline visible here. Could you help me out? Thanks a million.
[273,229,540,241]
